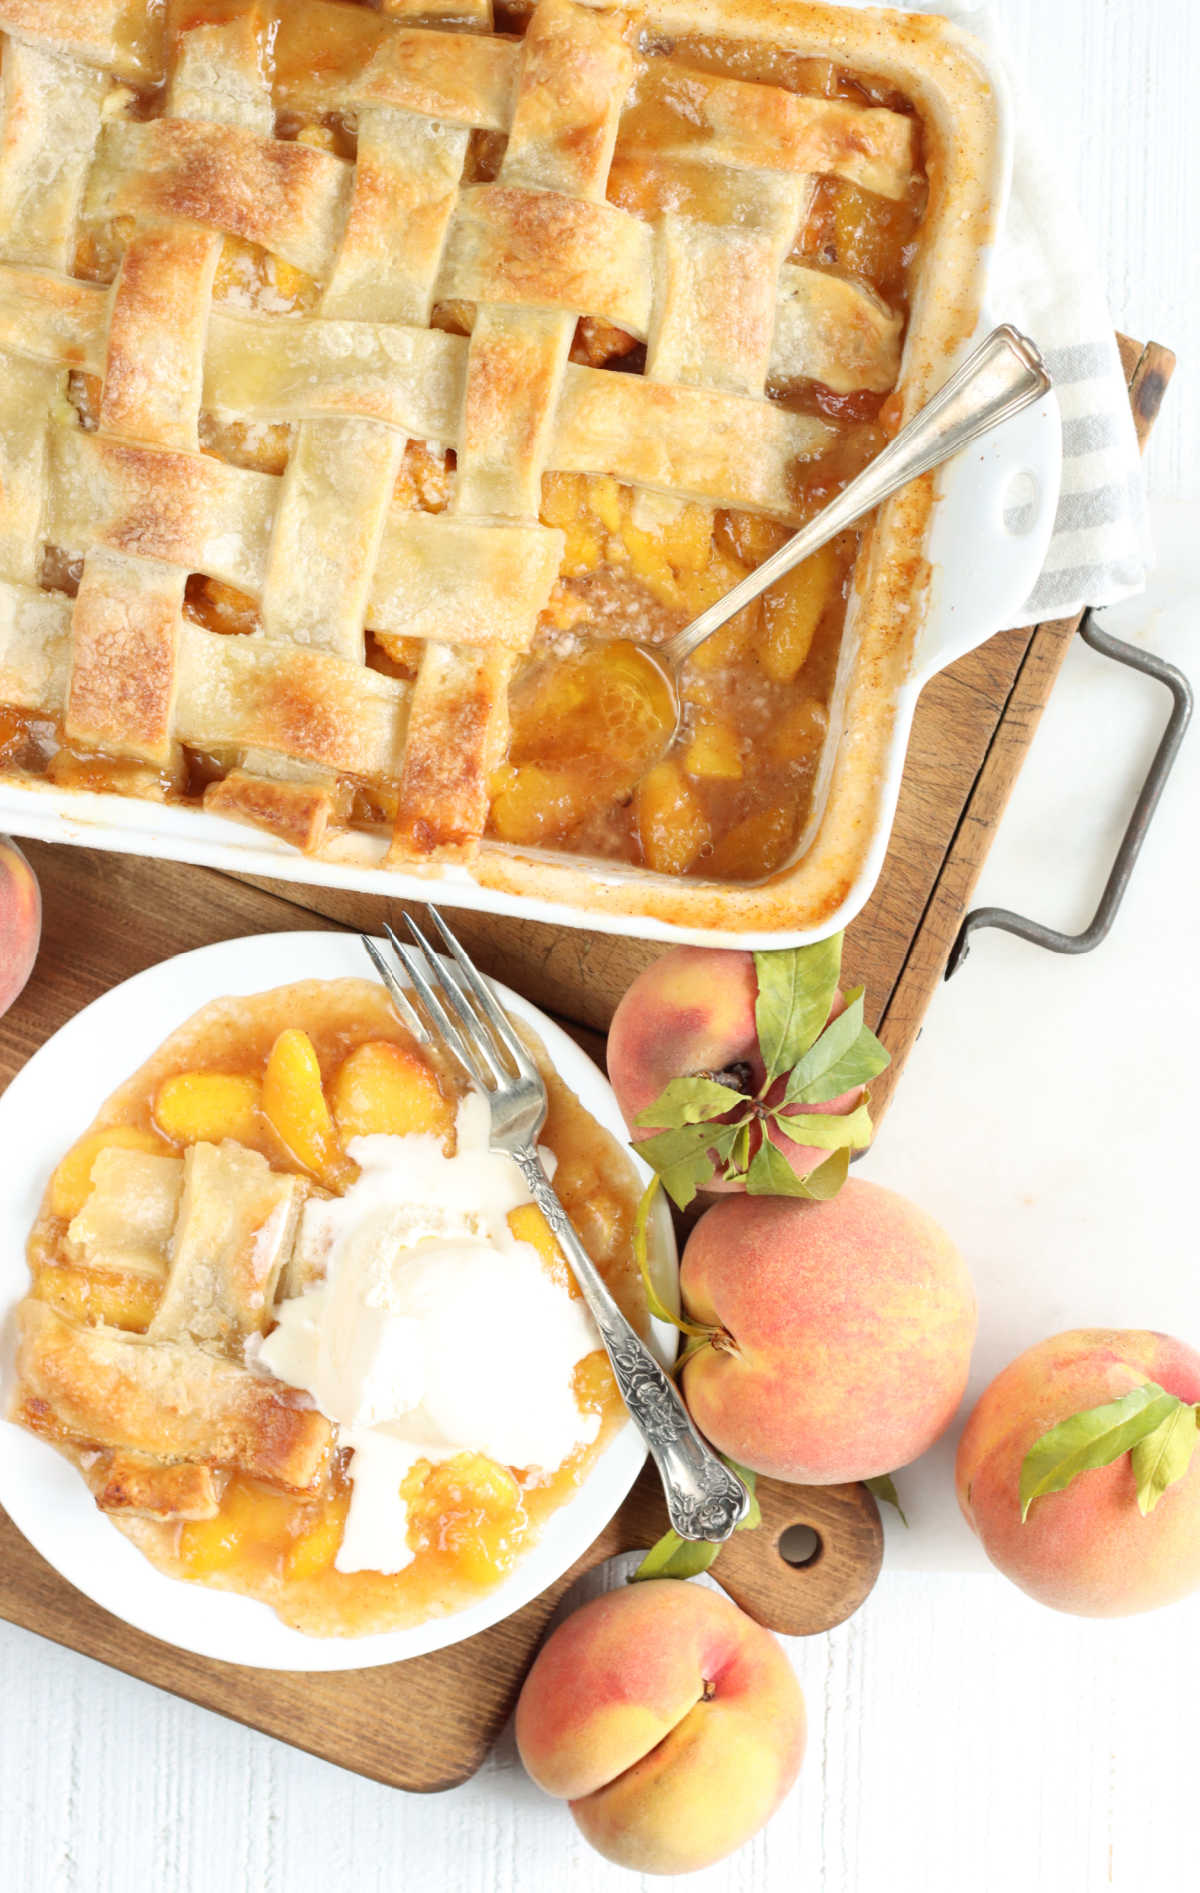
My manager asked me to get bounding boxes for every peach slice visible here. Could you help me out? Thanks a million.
[406,1452,527,1585]
[706,803,797,880]
[636,761,711,875]
[180,1474,298,1579]
[32,1263,159,1333]
[572,1350,615,1415]
[285,1489,350,1582]
[758,543,837,683]
[768,694,828,764]
[685,721,743,780]
[488,763,594,846]
[508,1201,584,1299]
[507,1201,560,1265]
[329,1039,454,1145]
[262,1028,351,1189]
[154,1071,262,1146]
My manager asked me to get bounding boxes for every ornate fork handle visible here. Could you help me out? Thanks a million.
[513,1149,750,1543]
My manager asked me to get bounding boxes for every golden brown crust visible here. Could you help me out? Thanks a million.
[89,119,352,279]
[0,0,160,80]
[391,643,515,862]
[203,769,337,855]
[64,552,183,767]
[552,364,833,518]
[84,1450,224,1522]
[175,624,410,779]
[0,0,1001,922]
[64,1147,181,1280]
[15,1299,333,1490]
[624,64,918,199]
[148,1141,305,1352]
[439,184,653,336]
[274,10,520,129]
[100,225,221,449]
[47,427,264,577]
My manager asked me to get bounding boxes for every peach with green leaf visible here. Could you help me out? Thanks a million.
[0,836,40,1020]
[515,1579,805,1875]
[606,935,889,1208]
[677,1181,976,1483]
[956,1328,1200,1616]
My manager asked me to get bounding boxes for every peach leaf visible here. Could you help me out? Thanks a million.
[631,1533,721,1582]
[745,1139,849,1199]
[781,986,890,1104]
[865,1473,908,1527]
[771,1097,874,1152]
[631,1458,759,1582]
[632,1119,740,1209]
[1130,1402,1200,1515]
[1019,1382,1183,1522]
[634,1074,753,1131]
[753,934,843,1083]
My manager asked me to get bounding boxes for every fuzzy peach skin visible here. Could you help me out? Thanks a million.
[515,1580,805,1876]
[680,1183,976,1483]
[956,1328,1200,1617]
[606,946,862,1188]
[0,837,40,1019]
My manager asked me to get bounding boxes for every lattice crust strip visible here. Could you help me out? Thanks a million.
[0,0,916,865]
[14,1140,324,1522]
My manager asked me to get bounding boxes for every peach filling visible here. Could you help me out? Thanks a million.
[38,1007,630,1614]
[488,474,849,880]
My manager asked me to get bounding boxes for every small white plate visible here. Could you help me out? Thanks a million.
[0,930,677,1671]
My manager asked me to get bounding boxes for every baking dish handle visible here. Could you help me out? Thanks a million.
[910,369,1063,688]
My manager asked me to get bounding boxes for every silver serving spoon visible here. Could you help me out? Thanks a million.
[518,325,1051,782]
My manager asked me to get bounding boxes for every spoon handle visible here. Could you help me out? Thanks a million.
[661,324,1052,671]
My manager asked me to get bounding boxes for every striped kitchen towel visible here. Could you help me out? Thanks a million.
[839,0,1152,621]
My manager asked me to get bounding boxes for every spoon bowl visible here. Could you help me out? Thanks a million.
[508,326,1053,800]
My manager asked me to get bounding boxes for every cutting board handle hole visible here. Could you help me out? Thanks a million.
[777,1523,822,1570]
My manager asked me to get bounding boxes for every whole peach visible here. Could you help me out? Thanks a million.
[607,946,864,1189]
[0,837,40,1019]
[680,1183,976,1483]
[957,1328,1200,1616]
[515,1579,805,1875]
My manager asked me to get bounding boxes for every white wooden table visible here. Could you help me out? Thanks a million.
[4,4,1197,1888]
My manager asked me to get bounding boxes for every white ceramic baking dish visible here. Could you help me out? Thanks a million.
[0,5,1061,949]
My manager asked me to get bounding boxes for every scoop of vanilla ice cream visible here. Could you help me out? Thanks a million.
[258,1098,601,1574]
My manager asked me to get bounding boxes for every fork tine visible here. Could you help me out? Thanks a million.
[382,923,485,1087]
[361,935,431,1046]
[404,913,507,1085]
[426,905,533,1074]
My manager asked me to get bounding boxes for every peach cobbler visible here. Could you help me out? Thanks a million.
[8,979,647,1635]
[0,0,930,886]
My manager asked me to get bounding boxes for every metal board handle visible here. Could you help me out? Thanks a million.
[946,610,1193,976]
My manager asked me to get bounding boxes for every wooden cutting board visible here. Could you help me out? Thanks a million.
[0,335,1172,1794]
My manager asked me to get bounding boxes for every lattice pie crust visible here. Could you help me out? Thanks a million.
[0,0,1001,932]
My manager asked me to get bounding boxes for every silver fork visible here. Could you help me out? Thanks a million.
[362,908,751,1545]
